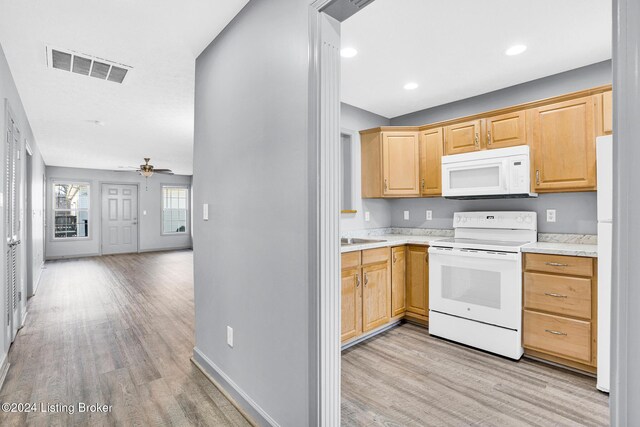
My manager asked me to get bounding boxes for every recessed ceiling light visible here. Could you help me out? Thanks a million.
[404,82,419,90]
[505,44,527,56]
[340,47,358,58]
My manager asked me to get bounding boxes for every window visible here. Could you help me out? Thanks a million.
[53,182,90,239]
[162,186,189,234]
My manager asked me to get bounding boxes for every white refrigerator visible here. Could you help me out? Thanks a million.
[596,135,613,392]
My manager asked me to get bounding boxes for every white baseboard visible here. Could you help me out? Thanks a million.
[0,353,10,392]
[191,347,279,427]
[20,310,27,328]
[31,263,45,296]
[138,246,193,253]
[45,252,101,261]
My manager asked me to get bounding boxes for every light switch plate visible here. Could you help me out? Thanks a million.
[546,209,556,223]
[426,210,433,221]
[143,210,147,216]
[364,211,370,222]
[404,211,410,220]
[227,326,233,348]
[203,204,209,221]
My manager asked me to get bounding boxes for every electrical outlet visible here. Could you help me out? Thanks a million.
[546,209,556,223]
[227,326,233,348]
[364,211,370,222]
[426,210,433,221]
[203,204,209,221]
[404,210,410,220]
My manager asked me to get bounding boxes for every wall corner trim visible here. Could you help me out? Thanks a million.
[191,347,279,427]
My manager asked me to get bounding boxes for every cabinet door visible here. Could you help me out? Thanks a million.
[602,91,613,135]
[341,267,361,342]
[391,246,406,317]
[382,132,420,196]
[362,263,390,332]
[419,128,443,196]
[444,120,482,155]
[530,96,597,192]
[485,110,527,149]
[406,245,428,317]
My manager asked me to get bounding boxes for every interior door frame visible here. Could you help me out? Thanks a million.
[99,182,141,255]
[309,2,341,426]
[24,142,33,298]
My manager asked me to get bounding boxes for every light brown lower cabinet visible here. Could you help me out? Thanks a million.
[406,245,429,321]
[341,248,391,343]
[523,253,597,372]
[391,246,406,317]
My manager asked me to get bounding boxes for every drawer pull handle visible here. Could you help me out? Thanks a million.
[545,329,567,336]
[544,292,568,298]
[545,262,569,267]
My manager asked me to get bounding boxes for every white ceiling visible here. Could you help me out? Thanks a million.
[0,0,249,175]
[341,0,612,118]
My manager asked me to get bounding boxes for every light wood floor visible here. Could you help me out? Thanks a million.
[0,251,250,427]
[342,323,610,427]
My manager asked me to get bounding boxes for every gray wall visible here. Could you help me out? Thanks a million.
[45,166,192,259]
[612,0,639,423]
[0,43,46,372]
[389,193,597,234]
[192,0,314,425]
[390,60,612,126]
[341,102,390,231]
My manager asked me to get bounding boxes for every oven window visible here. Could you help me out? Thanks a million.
[441,265,501,309]
[449,166,500,189]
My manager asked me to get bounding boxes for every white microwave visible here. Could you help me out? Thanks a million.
[441,145,537,199]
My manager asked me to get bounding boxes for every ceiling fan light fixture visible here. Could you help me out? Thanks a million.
[140,170,154,178]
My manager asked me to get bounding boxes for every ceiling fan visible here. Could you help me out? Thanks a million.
[117,158,174,177]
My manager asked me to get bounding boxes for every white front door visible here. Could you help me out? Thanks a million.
[101,184,138,255]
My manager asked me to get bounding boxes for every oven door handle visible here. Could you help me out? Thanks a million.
[428,246,519,261]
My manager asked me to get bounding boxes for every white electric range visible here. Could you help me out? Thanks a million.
[428,211,537,360]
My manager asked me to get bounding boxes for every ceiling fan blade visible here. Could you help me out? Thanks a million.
[154,170,174,175]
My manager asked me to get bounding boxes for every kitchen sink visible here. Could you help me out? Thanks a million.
[341,237,386,246]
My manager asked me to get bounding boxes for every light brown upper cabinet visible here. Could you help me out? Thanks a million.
[419,128,444,196]
[361,129,420,198]
[406,245,429,319]
[485,110,527,149]
[382,132,420,196]
[601,90,613,135]
[530,95,597,192]
[444,119,482,155]
[391,246,406,317]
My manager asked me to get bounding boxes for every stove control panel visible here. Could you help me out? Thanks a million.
[453,211,537,230]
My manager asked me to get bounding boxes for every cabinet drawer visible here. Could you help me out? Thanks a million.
[362,247,390,265]
[523,310,591,363]
[524,272,592,319]
[342,251,361,269]
[524,253,593,277]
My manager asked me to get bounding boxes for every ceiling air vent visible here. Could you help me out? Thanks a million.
[323,0,376,21]
[47,46,132,84]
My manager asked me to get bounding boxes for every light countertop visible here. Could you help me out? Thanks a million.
[341,232,598,258]
[521,242,598,258]
[340,234,445,253]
